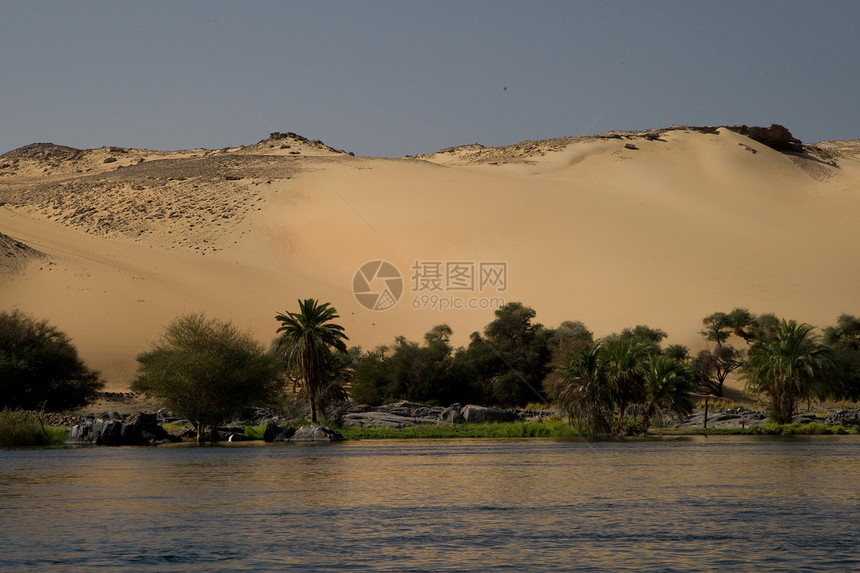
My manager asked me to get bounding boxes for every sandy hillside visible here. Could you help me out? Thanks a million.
[1,127,859,390]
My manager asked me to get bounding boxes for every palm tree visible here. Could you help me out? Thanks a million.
[550,342,615,436]
[275,299,349,423]
[641,354,695,427]
[743,319,832,423]
[601,336,649,414]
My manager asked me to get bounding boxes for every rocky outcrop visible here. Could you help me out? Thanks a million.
[439,404,466,424]
[67,412,174,445]
[290,425,343,442]
[682,408,767,427]
[725,124,803,151]
[340,401,524,427]
[825,409,860,426]
[0,232,46,272]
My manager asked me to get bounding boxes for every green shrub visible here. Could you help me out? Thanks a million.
[133,313,282,443]
[0,409,67,446]
[244,425,267,440]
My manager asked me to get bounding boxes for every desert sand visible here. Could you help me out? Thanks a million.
[2,128,859,390]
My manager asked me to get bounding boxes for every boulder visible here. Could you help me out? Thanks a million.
[263,423,295,442]
[461,405,519,423]
[291,425,343,442]
[67,421,93,444]
[439,404,465,424]
[93,418,123,446]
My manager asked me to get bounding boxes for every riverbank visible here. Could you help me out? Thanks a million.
[4,393,858,446]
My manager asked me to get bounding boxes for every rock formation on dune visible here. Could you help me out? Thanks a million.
[0,231,44,273]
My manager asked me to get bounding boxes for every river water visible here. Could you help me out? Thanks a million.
[1,436,858,572]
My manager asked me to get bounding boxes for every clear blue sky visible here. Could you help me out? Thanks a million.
[2,0,858,157]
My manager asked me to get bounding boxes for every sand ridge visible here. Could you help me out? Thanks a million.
[1,127,859,389]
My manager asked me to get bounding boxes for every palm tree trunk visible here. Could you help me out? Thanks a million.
[310,396,317,423]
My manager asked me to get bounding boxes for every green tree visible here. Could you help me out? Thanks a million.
[466,302,553,406]
[0,310,103,411]
[601,336,649,415]
[275,299,349,423]
[743,319,833,423]
[822,314,860,400]
[349,325,481,406]
[641,354,695,426]
[547,342,614,436]
[350,346,390,406]
[133,313,281,442]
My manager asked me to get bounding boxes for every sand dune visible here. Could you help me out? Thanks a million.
[1,128,858,389]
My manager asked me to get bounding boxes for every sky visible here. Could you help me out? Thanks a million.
[2,0,859,157]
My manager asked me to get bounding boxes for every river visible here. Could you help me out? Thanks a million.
[1,436,859,571]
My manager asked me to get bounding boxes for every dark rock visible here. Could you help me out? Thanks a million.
[121,412,169,445]
[263,422,295,442]
[67,422,93,444]
[825,409,860,426]
[103,157,117,164]
[624,143,638,150]
[709,412,740,422]
[725,124,803,151]
[93,418,123,445]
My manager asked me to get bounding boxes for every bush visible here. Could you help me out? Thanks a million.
[0,310,103,411]
[133,313,283,442]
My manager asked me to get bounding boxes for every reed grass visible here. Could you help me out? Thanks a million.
[0,409,68,446]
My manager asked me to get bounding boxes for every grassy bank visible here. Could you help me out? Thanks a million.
[657,421,859,436]
[341,420,859,439]
[0,409,68,447]
[337,420,585,439]
[242,419,860,440]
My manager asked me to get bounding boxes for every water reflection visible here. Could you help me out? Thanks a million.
[1,437,859,571]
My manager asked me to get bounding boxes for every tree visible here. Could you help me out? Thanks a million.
[641,354,695,426]
[0,310,103,411]
[822,314,860,400]
[601,336,649,415]
[465,302,553,407]
[275,299,349,423]
[349,325,481,406]
[694,308,760,396]
[133,313,281,442]
[544,321,594,392]
[547,342,614,436]
[743,319,833,423]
